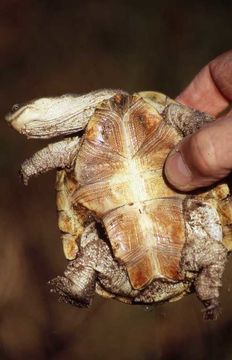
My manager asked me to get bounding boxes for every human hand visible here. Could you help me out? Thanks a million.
[164,50,232,191]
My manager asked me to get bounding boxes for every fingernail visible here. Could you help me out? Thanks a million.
[165,150,192,189]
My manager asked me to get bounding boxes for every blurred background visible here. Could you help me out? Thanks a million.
[1,0,232,359]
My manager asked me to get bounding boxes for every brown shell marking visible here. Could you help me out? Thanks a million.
[73,93,185,289]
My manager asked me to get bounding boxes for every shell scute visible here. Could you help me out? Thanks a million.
[72,93,187,288]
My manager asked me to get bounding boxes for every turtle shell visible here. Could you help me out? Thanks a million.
[69,92,188,289]
[6,88,232,316]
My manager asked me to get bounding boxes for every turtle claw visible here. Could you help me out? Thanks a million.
[202,299,221,320]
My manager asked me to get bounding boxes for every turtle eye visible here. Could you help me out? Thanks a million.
[11,104,20,113]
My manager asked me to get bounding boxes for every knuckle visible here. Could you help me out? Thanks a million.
[188,129,219,177]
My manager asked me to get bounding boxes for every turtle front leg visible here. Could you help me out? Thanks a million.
[182,198,227,320]
[21,137,80,184]
[164,102,214,136]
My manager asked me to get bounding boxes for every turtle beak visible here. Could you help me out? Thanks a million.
[5,105,29,135]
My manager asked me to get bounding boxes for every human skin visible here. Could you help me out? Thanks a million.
[164,50,232,191]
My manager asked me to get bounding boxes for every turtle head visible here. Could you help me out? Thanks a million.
[5,90,126,139]
[5,96,80,139]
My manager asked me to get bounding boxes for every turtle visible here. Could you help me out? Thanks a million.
[6,89,232,320]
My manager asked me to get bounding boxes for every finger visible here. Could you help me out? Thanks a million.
[176,50,232,116]
[164,109,232,191]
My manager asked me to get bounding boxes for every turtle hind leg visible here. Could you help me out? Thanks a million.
[195,251,226,320]
[49,239,100,307]
[182,239,227,320]
[202,261,226,321]
[49,265,96,308]
[49,236,136,307]
[182,198,227,320]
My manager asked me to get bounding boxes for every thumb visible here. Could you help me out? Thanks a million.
[164,111,232,191]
